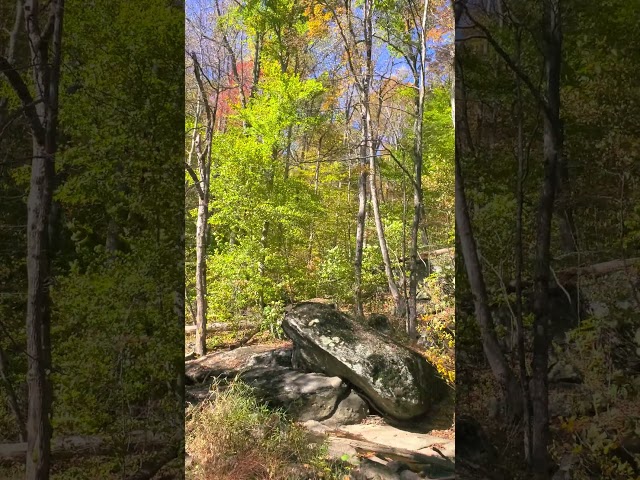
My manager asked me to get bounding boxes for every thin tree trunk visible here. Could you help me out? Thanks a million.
[530,1,562,476]
[362,0,403,318]
[23,1,64,477]
[368,131,403,317]
[189,54,214,357]
[456,154,522,418]
[307,144,321,266]
[514,30,532,465]
[194,194,208,355]
[354,136,368,318]
[408,111,423,334]
[26,129,55,480]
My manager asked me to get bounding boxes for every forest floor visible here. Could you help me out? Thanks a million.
[185,320,455,479]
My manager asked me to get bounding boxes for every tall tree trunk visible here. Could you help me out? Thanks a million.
[530,0,562,476]
[361,0,403,318]
[514,30,532,465]
[189,54,214,357]
[22,1,64,477]
[408,0,430,338]
[456,154,523,418]
[354,131,368,318]
[367,121,403,317]
[25,142,54,480]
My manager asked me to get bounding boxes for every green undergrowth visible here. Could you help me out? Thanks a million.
[186,379,351,480]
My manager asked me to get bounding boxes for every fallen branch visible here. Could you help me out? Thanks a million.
[185,321,255,334]
[326,432,454,471]
[557,258,640,281]
[224,328,260,350]
[0,431,167,465]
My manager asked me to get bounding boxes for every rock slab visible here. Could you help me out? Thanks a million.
[282,302,447,420]
[239,366,347,422]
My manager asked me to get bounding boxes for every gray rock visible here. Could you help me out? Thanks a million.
[283,302,447,420]
[353,458,401,480]
[247,347,293,368]
[385,461,410,473]
[323,390,369,427]
[589,301,610,319]
[616,300,632,310]
[549,361,582,383]
[239,366,347,422]
[286,298,337,312]
[399,470,421,480]
[326,439,359,465]
[552,454,578,480]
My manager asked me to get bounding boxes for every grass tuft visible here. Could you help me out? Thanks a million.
[186,379,350,480]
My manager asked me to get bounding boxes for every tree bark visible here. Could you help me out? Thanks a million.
[530,1,562,476]
[5,1,66,477]
[514,29,532,464]
[353,126,368,319]
[194,192,208,355]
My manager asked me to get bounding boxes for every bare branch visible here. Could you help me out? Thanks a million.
[0,56,46,144]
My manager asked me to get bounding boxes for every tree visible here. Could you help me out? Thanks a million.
[328,0,406,318]
[186,52,216,357]
[0,1,64,476]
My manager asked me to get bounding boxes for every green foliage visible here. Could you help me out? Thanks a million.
[419,264,455,387]
[51,247,181,436]
[262,301,286,339]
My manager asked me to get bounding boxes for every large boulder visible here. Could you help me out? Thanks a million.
[282,302,447,420]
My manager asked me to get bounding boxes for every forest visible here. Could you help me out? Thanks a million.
[1,0,639,479]
[184,0,456,479]
[1,1,184,478]
[455,0,640,479]
[184,0,454,348]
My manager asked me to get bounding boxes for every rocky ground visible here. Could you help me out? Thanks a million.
[186,303,455,480]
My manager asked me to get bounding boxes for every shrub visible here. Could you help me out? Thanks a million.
[419,266,455,388]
